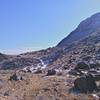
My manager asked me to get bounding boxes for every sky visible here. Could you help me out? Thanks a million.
[0,0,100,54]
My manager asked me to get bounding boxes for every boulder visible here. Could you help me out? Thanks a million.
[75,62,89,71]
[9,73,23,81]
[68,69,81,76]
[46,69,56,76]
[4,91,10,96]
[86,74,97,92]
[74,74,97,93]
[34,68,42,74]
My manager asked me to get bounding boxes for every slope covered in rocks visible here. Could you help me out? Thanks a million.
[50,29,100,70]
[58,12,100,47]
[0,13,100,72]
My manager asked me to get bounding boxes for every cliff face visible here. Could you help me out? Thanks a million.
[57,12,100,47]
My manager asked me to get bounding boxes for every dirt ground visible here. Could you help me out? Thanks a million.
[0,70,99,100]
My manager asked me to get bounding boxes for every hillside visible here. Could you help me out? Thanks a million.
[0,13,100,100]
[0,13,100,72]
[50,29,100,69]
[57,12,100,47]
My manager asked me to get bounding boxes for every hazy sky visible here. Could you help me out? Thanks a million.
[0,0,100,54]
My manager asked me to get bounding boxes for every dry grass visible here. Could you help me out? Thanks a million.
[0,70,99,100]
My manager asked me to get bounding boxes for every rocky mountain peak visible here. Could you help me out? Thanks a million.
[57,12,100,47]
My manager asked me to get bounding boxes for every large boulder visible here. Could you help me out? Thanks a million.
[46,69,56,76]
[75,62,89,71]
[74,74,97,93]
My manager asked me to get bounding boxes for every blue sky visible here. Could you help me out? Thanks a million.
[0,0,100,54]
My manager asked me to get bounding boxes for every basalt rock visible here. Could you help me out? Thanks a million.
[74,74,97,93]
[75,62,89,71]
[46,69,56,76]
[9,73,18,81]
[9,73,23,81]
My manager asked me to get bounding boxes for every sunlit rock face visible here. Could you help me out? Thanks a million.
[58,12,100,47]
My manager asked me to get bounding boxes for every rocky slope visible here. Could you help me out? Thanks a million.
[0,47,63,70]
[0,70,98,100]
[50,29,100,70]
[0,13,100,72]
[57,12,100,47]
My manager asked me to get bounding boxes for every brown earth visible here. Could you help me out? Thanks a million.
[0,70,98,100]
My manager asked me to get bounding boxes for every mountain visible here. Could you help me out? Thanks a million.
[0,13,100,99]
[50,29,100,69]
[57,12,100,47]
[1,13,100,71]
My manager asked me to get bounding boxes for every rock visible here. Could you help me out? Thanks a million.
[34,68,42,74]
[86,74,97,92]
[4,91,10,96]
[82,56,91,61]
[96,54,100,60]
[68,69,81,76]
[9,73,23,81]
[75,62,89,71]
[9,73,18,81]
[56,69,63,76]
[46,69,56,76]
[74,77,88,93]
[94,74,100,81]
[74,74,97,93]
